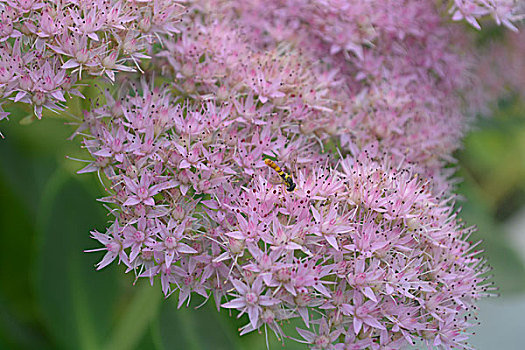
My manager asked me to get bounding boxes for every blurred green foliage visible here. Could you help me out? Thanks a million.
[456,95,525,295]
[1,93,525,349]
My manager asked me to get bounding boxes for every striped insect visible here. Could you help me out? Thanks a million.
[264,158,296,192]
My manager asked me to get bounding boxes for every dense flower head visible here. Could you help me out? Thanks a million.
[156,18,343,134]
[3,0,514,348]
[0,0,185,120]
[80,79,494,349]
[182,0,485,194]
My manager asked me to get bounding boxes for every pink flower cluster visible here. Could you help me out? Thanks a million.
[82,79,493,349]
[190,0,480,193]
[0,0,184,119]
[74,2,507,347]
[0,0,513,348]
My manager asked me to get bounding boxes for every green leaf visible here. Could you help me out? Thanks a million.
[103,282,162,350]
[457,180,525,295]
[34,170,120,350]
[157,298,243,350]
[0,293,54,350]
[0,173,38,322]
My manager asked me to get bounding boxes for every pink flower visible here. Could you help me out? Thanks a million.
[342,292,386,335]
[123,217,155,262]
[172,258,208,308]
[311,203,353,250]
[73,2,506,347]
[122,170,176,206]
[150,218,197,268]
[222,277,280,329]
[297,318,342,350]
[86,219,128,270]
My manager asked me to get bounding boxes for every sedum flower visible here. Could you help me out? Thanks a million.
[223,277,280,329]
[0,0,185,122]
[70,1,508,348]
[86,219,128,270]
[79,78,493,349]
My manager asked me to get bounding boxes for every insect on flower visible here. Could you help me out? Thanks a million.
[264,158,296,192]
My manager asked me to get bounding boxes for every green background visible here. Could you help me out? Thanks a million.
[1,94,525,349]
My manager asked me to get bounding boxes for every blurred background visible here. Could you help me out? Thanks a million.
[1,41,525,350]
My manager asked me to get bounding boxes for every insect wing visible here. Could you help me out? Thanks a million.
[287,149,298,177]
